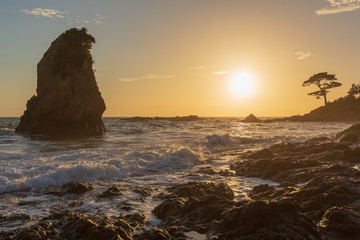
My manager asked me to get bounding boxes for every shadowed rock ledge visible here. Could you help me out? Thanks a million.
[16,28,106,136]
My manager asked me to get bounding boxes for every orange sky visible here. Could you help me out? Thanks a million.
[1,0,360,117]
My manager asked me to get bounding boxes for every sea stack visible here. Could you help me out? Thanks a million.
[16,28,106,136]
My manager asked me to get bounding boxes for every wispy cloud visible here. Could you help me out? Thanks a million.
[22,8,105,26]
[317,0,360,15]
[22,8,67,19]
[118,74,174,82]
[212,71,227,75]
[93,14,105,25]
[295,51,312,60]
[190,66,207,69]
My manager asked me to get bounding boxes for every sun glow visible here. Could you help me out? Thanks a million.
[229,72,256,97]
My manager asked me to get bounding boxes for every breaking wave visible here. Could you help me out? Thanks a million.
[0,148,200,193]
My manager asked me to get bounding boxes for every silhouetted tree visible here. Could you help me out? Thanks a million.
[53,27,96,75]
[348,83,360,97]
[303,72,342,106]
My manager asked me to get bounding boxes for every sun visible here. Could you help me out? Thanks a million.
[229,72,255,97]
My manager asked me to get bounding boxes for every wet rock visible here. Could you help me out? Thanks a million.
[167,181,235,200]
[153,195,235,233]
[98,185,123,198]
[0,210,150,240]
[217,169,234,176]
[0,213,33,224]
[292,176,360,221]
[0,214,33,232]
[50,211,135,240]
[197,167,234,176]
[16,28,106,137]
[123,212,147,228]
[268,141,347,157]
[341,147,360,163]
[247,148,274,159]
[248,184,276,200]
[197,166,217,175]
[335,123,360,140]
[61,180,94,195]
[230,157,320,182]
[210,199,321,240]
[134,228,171,240]
[118,201,133,211]
[0,221,54,240]
[133,185,153,197]
[338,134,359,143]
[319,205,360,239]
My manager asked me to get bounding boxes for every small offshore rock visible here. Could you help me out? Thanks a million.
[241,114,262,123]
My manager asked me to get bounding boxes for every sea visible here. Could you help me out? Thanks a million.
[0,117,355,231]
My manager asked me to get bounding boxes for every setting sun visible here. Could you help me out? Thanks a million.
[229,72,256,97]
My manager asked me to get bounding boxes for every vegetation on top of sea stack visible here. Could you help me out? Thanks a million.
[52,27,96,75]
[303,72,342,106]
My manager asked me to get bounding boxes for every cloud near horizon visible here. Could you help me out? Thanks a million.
[212,71,227,75]
[191,66,207,69]
[317,0,360,15]
[295,51,312,60]
[118,74,175,82]
[22,8,67,19]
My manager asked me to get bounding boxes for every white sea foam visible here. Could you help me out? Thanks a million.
[206,134,233,145]
[0,147,200,193]
[205,134,265,146]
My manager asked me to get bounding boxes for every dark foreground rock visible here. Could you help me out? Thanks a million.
[211,199,321,240]
[16,28,106,137]
[0,210,146,240]
[151,126,360,239]
[335,123,360,142]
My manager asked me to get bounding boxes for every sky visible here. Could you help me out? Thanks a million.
[1,0,360,117]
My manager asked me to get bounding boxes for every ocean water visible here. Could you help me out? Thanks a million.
[0,117,354,229]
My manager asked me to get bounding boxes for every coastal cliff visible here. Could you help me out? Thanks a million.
[16,28,106,136]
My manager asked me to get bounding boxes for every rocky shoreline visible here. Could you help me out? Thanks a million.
[2,125,360,239]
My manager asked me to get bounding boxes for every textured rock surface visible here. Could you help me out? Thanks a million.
[16,28,106,136]
[150,130,360,239]
[0,210,145,240]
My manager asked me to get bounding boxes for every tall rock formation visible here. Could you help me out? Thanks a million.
[16,28,106,136]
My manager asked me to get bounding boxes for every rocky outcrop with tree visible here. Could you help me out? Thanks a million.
[303,72,342,106]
